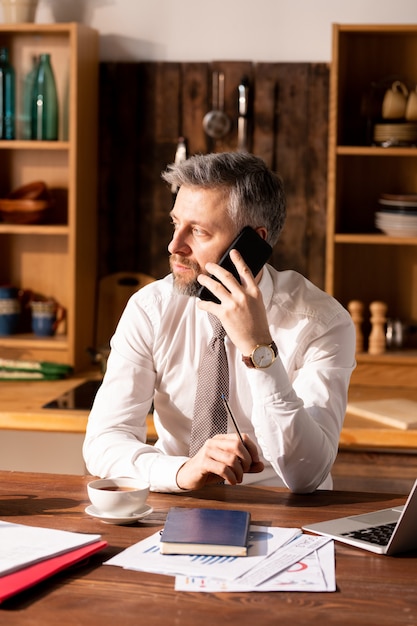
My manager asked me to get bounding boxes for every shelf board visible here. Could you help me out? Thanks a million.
[0,22,81,34]
[0,334,68,350]
[334,233,417,245]
[336,146,417,157]
[0,140,69,150]
[0,224,69,235]
[335,24,417,34]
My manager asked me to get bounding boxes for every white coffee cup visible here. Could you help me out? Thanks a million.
[381,81,408,119]
[1,0,38,23]
[406,87,417,121]
[87,477,149,517]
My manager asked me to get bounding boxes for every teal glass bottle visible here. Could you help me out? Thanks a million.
[0,47,15,140]
[31,53,58,140]
[22,55,38,140]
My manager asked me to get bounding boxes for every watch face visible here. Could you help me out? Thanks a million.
[252,345,274,368]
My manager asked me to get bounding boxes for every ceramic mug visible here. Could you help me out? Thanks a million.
[381,81,408,119]
[0,298,20,335]
[405,87,417,121]
[0,0,39,23]
[30,299,65,336]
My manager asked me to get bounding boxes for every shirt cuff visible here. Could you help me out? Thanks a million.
[145,453,190,493]
[245,356,292,400]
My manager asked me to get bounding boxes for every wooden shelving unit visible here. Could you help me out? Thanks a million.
[326,24,417,387]
[0,23,98,371]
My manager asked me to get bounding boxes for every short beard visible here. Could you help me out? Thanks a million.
[173,279,201,297]
[170,255,203,297]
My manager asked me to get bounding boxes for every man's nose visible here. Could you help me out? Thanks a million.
[168,230,191,255]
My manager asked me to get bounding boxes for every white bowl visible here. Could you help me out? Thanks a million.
[376,211,417,224]
[87,477,149,517]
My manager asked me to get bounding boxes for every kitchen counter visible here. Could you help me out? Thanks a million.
[1,374,417,451]
[0,375,97,434]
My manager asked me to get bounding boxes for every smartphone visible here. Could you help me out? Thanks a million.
[197,226,272,303]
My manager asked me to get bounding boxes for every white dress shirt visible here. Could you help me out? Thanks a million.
[83,265,356,493]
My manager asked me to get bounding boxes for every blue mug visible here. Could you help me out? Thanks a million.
[30,299,65,337]
[31,311,56,336]
[0,297,20,335]
[0,313,20,335]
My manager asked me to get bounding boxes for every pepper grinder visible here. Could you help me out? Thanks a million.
[368,301,387,355]
[347,300,364,353]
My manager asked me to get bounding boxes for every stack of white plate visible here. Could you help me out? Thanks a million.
[373,123,417,145]
[375,194,417,236]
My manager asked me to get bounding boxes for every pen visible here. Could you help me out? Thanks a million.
[221,393,245,445]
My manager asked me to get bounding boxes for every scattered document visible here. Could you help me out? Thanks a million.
[106,525,300,581]
[0,520,102,577]
[236,534,330,586]
[175,540,335,592]
[105,524,335,591]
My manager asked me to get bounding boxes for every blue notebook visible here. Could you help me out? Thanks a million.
[159,507,251,556]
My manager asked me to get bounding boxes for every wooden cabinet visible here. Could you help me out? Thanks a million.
[0,24,98,371]
[326,24,417,387]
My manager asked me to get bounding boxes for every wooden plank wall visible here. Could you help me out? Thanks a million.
[97,61,329,288]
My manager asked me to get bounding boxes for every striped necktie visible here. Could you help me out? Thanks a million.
[189,313,229,457]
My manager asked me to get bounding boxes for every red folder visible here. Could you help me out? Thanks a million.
[0,540,108,603]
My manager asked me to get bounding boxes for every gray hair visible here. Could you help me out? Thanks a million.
[161,152,286,246]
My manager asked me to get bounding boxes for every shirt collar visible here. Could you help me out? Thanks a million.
[257,264,274,309]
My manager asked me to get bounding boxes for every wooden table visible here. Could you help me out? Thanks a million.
[0,471,416,625]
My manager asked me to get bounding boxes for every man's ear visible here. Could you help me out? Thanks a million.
[255,227,268,241]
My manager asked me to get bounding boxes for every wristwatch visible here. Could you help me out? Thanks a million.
[242,341,278,369]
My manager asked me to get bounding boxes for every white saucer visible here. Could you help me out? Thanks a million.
[85,504,153,525]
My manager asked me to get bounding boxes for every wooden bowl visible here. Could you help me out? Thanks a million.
[0,198,51,224]
[0,181,52,224]
[8,181,49,200]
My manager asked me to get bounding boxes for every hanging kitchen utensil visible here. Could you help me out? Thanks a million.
[237,76,249,152]
[171,136,187,197]
[203,71,231,139]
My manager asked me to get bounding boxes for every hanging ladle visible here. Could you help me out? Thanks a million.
[203,71,231,139]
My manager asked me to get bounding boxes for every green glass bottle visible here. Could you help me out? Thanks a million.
[31,53,58,140]
[0,47,15,140]
[22,55,38,140]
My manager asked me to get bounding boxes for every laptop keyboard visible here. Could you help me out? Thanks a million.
[341,522,397,546]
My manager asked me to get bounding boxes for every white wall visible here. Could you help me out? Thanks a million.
[28,0,417,63]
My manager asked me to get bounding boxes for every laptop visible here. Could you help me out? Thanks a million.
[302,478,417,555]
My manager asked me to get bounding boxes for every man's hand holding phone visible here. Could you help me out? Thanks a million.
[197,226,272,303]
[197,228,274,358]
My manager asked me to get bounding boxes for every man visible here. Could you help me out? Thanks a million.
[83,152,355,493]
